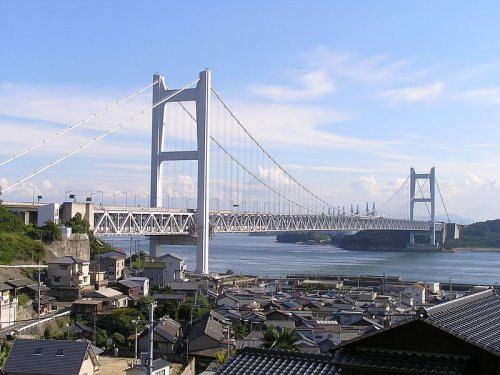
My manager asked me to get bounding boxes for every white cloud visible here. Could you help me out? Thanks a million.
[251,69,335,101]
[455,87,500,104]
[378,82,445,103]
[307,48,435,85]
[228,101,390,151]
[465,173,484,188]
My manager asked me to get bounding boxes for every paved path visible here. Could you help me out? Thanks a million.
[98,356,185,375]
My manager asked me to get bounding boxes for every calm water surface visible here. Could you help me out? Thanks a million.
[102,233,500,285]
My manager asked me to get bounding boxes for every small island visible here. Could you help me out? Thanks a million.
[274,219,500,251]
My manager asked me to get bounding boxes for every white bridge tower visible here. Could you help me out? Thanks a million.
[150,70,211,274]
[409,167,436,246]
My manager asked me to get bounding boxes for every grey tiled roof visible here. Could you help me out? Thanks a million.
[4,339,96,375]
[216,347,338,375]
[418,289,500,354]
[189,315,224,343]
[333,347,469,374]
[5,278,35,288]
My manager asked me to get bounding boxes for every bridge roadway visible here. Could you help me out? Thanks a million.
[92,206,441,237]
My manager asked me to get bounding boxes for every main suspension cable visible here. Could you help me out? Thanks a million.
[0,81,158,167]
[2,78,199,194]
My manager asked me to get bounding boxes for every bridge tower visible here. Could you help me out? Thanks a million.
[409,167,436,246]
[150,70,211,274]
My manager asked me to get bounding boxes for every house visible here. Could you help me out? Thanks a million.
[216,293,239,309]
[100,255,125,283]
[47,256,91,289]
[125,358,172,375]
[216,347,338,375]
[153,293,186,305]
[72,298,105,315]
[4,278,36,298]
[188,314,226,354]
[68,322,95,341]
[128,277,150,297]
[330,289,500,374]
[0,282,17,329]
[403,283,426,306]
[3,339,100,375]
[118,279,142,304]
[26,284,55,315]
[158,253,187,281]
[87,287,128,308]
[143,261,168,288]
[138,316,182,356]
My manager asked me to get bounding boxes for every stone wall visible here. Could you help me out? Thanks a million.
[45,234,90,261]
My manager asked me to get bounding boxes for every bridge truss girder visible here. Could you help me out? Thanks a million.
[93,209,440,236]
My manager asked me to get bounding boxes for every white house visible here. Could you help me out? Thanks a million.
[404,283,426,306]
[158,253,187,281]
[128,277,150,297]
[47,256,91,289]
[0,282,17,329]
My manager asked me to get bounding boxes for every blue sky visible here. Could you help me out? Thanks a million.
[1,1,500,221]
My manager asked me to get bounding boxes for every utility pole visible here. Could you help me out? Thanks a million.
[147,302,157,375]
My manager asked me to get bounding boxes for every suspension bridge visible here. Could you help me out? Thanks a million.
[0,70,451,274]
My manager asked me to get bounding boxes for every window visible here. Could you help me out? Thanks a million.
[56,349,64,356]
[60,265,68,270]
[34,347,42,355]
[54,276,61,283]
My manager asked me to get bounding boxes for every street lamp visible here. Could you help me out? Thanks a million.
[113,192,127,207]
[97,190,104,205]
[28,185,35,205]
[134,193,149,207]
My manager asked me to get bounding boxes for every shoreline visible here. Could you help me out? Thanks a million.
[451,247,500,252]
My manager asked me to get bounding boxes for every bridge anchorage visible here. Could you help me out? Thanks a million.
[92,69,447,275]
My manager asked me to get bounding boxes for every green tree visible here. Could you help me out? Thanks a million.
[66,213,89,234]
[112,332,126,346]
[97,308,145,338]
[155,302,177,320]
[264,326,298,351]
[41,220,62,242]
[234,324,250,339]
[0,205,25,233]
[137,295,155,316]
[96,329,108,348]
[0,342,11,366]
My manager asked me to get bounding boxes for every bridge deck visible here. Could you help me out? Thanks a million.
[93,208,440,236]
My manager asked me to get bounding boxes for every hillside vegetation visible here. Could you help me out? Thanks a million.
[0,205,46,264]
[334,230,415,250]
[446,219,500,249]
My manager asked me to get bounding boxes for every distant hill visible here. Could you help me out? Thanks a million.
[446,219,500,249]
[436,214,474,225]
[333,230,429,250]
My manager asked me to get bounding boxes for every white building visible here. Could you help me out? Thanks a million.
[159,253,187,281]
[47,256,91,288]
[128,277,149,297]
[37,203,60,227]
[403,283,426,306]
[0,283,17,329]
